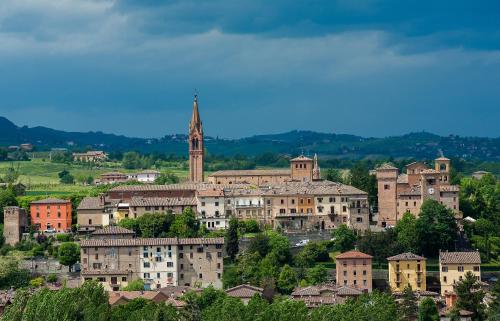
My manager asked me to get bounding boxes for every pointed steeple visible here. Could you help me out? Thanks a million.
[190,94,202,133]
[313,153,321,180]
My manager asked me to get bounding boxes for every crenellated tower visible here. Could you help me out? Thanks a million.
[189,95,204,182]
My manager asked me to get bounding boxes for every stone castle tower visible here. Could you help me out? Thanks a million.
[189,95,204,182]
[3,206,27,246]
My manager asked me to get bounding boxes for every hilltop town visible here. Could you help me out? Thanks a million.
[0,96,498,321]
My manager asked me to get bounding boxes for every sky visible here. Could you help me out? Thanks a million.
[0,0,499,138]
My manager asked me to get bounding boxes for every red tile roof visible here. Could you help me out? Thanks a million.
[335,250,373,259]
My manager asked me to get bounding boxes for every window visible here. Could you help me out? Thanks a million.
[144,273,150,279]
[443,276,447,283]
[155,256,162,262]
[122,277,127,282]
[216,244,223,249]
[363,270,366,276]
[343,271,347,276]
[179,253,184,258]
[167,262,174,267]
[280,199,284,204]
[356,217,363,222]
[342,206,347,212]
[217,263,221,269]
[180,274,184,279]
[144,262,150,268]
[384,184,390,190]
[199,273,203,279]
[215,202,219,206]
[201,202,205,206]
[441,266,448,272]
[363,280,367,286]
[473,266,480,272]
[458,266,464,272]
[157,273,161,279]
[217,252,222,258]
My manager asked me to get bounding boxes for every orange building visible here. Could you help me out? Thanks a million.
[30,198,72,232]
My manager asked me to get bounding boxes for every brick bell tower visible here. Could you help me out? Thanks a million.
[189,94,204,182]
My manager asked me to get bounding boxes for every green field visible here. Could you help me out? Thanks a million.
[0,159,190,195]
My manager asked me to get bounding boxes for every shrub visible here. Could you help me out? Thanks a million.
[30,277,45,288]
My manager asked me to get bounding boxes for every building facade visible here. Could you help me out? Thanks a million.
[196,189,227,230]
[72,151,107,162]
[335,250,373,292]
[189,95,204,182]
[376,157,460,227]
[439,251,481,296]
[77,195,112,233]
[3,206,27,246]
[80,237,224,291]
[387,252,426,292]
[30,198,72,232]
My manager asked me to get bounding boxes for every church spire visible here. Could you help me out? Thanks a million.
[313,153,321,180]
[190,94,202,133]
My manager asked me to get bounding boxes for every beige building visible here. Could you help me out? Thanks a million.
[387,252,426,292]
[72,151,107,162]
[80,235,224,291]
[376,156,460,227]
[335,250,373,292]
[208,154,321,185]
[291,283,363,308]
[439,251,481,296]
[2,207,27,246]
[129,197,196,218]
[77,195,113,233]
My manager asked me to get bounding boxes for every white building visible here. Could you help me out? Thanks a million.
[139,244,179,290]
[196,189,227,230]
[128,170,161,183]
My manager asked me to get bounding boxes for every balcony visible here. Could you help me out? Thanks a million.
[235,204,263,209]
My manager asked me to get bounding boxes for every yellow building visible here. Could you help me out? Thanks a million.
[439,251,481,296]
[387,252,426,292]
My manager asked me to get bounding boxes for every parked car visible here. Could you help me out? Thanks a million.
[295,239,309,247]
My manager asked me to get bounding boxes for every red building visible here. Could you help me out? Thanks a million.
[30,198,72,232]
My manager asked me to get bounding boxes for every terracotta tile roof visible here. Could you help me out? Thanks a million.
[108,291,166,305]
[92,226,134,235]
[80,237,224,248]
[209,169,291,177]
[77,197,104,210]
[262,181,367,196]
[197,189,225,197]
[129,197,197,207]
[225,284,263,298]
[439,251,481,264]
[81,270,129,276]
[335,250,373,259]
[291,155,313,162]
[398,186,421,196]
[158,285,196,298]
[335,286,363,296]
[387,252,426,261]
[31,198,70,204]
[109,183,251,192]
[291,284,337,296]
[377,163,398,170]
[393,290,439,297]
[397,174,408,184]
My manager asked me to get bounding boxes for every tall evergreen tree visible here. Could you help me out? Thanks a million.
[452,271,486,321]
[418,297,439,321]
[226,218,239,262]
[399,285,418,321]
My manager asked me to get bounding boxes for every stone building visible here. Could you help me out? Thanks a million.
[3,206,27,246]
[376,156,460,227]
[189,95,204,182]
[207,154,321,185]
[335,250,373,292]
[291,283,363,308]
[387,252,426,292]
[128,197,196,218]
[77,195,113,233]
[80,236,224,291]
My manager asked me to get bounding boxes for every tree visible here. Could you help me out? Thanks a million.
[122,151,143,169]
[248,233,271,257]
[418,297,439,321]
[306,265,328,285]
[395,212,419,253]
[58,242,80,272]
[0,188,18,224]
[226,218,239,261]
[3,164,20,184]
[135,212,174,238]
[155,172,180,184]
[122,279,145,291]
[277,264,297,294]
[332,224,356,253]
[474,218,495,262]
[399,285,417,321]
[415,199,458,257]
[325,168,343,183]
[488,278,500,320]
[169,207,198,237]
[0,257,30,289]
[58,169,74,184]
[452,271,486,321]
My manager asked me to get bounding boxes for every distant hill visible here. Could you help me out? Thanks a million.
[0,116,498,160]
